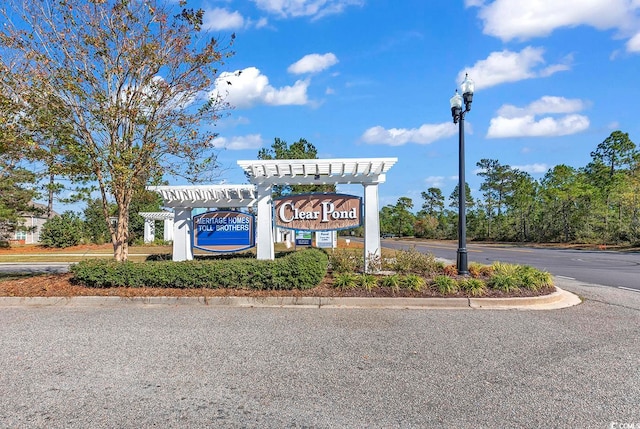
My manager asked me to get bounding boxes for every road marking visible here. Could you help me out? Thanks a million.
[618,287,640,293]
[479,246,534,253]
[556,276,575,280]
[421,245,483,253]
[399,240,535,254]
[401,241,483,253]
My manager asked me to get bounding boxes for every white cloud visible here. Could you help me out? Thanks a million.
[511,163,550,174]
[212,134,264,150]
[361,123,457,146]
[424,176,446,188]
[497,96,588,118]
[469,0,637,42]
[219,116,251,128]
[488,95,590,138]
[487,114,589,138]
[203,8,245,31]
[288,53,338,74]
[255,17,269,28]
[457,47,570,90]
[252,0,364,19]
[212,67,310,108]
[627,32,640,52]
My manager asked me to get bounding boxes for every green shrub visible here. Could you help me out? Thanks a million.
[487,273,519,293]
[380,274,401,294]
[515,265,553,291]
[488,262,553,292]
[491,261,519,276]
[401,274,426,292]
[433,275,458,295]
[40,211,85,248]
[384,247,438,275]
[82,198,113,245]
[532,269,553,288]
[334,272,358,290]
[328,249,363,273]
[459,278,487,296]
[433,261,445,273]
[71,248,328,290]
[358,274,378,292]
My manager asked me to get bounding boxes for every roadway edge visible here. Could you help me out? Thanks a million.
[0,286,581,309]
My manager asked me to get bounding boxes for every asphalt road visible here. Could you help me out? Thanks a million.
[380,239,640,291]
[1,279,639,428]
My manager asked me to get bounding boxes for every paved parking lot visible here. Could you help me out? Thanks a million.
[1,279,639,428]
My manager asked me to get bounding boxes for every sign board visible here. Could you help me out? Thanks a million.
[295,230,312,246]
[193,211,255,253]
[316,231,337,249]
[273,193,362,231]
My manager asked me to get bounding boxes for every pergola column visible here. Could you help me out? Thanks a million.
[256,183,274,260]
[143,218,155,243]
[172,208,193,262]
[164,218,174,242]
[363,183,381,273]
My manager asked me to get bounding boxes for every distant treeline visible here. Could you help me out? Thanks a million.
[379,130,640,245]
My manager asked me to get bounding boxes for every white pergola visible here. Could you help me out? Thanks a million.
[238,157,397,271]
[147,185,257,261]
[139,211,175,243]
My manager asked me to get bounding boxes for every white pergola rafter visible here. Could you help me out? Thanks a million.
[237,158,397,186]
[139,211,174,221]
[147,185,257,208]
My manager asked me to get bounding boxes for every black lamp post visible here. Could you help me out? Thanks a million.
[449,73,474,275]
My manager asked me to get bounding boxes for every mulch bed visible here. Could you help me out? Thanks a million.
[0,273,555,299]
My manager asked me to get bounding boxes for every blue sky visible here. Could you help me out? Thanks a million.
[201,0,640,209]
[53,0,640,211]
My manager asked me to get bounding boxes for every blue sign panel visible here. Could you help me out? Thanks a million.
[193,211,255,253]
[295,230,312,246]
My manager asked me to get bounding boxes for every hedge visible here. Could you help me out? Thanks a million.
[70,248,329,290]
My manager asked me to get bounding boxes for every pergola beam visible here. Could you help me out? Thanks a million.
[148,185,257,208]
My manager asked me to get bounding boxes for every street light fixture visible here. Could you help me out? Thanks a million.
[449,73,474,275]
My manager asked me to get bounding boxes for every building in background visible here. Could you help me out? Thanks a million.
[12,203,58,244]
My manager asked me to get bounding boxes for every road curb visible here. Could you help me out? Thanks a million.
[0,286,581,309]
[469,287,581,310]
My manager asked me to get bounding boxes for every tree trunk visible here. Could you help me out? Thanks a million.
[563,205,570,242]
[48,173,55,219]
[112,209,129,262]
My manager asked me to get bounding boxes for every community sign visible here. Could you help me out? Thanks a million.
[295,230,312,246]
[315,231,337,248]
[193,211,255,253]
[274,193,362,231]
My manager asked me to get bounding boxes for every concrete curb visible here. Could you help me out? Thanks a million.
[469,287,581,310]
[0,286,581,310]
